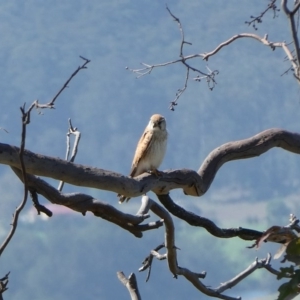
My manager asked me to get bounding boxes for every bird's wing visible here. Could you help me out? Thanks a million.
[129,129,153,177]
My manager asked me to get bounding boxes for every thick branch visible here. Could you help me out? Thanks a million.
[143,196,239,300]
[157,194,264,241]
[11,168,163,238]
[2,128,300,199]
[198,128,300,194]
[0,142,203,197]
[117,272,141,300]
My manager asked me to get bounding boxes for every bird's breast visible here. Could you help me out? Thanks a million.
[146,131,167,169]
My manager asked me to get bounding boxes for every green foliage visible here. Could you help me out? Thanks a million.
[277,268,300,300]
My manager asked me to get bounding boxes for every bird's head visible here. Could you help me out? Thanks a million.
[148,114,166,131]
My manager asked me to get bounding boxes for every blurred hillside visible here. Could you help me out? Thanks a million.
[0,1,300,299]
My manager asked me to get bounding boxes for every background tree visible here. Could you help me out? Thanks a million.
[1,1,300,299]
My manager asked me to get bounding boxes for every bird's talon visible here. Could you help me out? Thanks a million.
[150,169,163,177]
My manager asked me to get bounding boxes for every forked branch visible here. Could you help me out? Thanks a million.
[117,272,141,300]
[128,5,300,108]
[140,196,240,300]
[1,128,300,199]
[11,167,163,238]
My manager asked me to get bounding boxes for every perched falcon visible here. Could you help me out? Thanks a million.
[118,114,168,203]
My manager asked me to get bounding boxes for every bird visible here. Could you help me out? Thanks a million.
[118,114,168,203]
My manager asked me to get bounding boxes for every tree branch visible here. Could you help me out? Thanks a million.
[141,196,240,300]
[198,128,300,194]
[129,5,300,108]
[1,128,300,200]
[58,118,81,192]
[282,0,300,79]
[11,168,163,238]
[0,106,30,256]
[117,272,141,300]
[201,33,281,61]
[215,254,274,293]
[245,0,279,30]
[157,194,264,241]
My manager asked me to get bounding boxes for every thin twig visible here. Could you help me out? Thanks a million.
[139,243,165,281]
[282,0,300,79]
[169,68,189,110]
[216,254,274,293]
[127,7,219,109]
[0,272,10,297]
[245,0,280,30]
[48,56,90,108]
[0,106,30,256]
[29,189,53,217]
[33,56,90,111]
[58,118,81,191]
[166,5,192,58]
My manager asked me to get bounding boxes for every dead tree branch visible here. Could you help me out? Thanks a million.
[0,106,30,256]
[157,194,264,241]
[216,254,274,293]
[139,243,165,282]
[117,272,141,300]
[26,56,90,112]
[58,118,81,191]
[282,0,300,79]
[140,196,240,300]
[0,272,10,299]
[139,198,288,298]
[3,128,299,245]
[11,168,163,238]
[128,5,300,108]
[127,7,218,108]
[1,128,300,200]
[245,0,280,30]
[0,57,91,256]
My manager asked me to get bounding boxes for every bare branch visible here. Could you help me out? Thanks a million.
[2,128,300,201]
[29,57,90,112]
[216,254,274,293]
[157,194,264,241]
[142,196,240,300]
[0,272,10,297]
[29,189,53,217]
[166,5,192,58]
[169,68,189,111]
[47,56,90,108]
[11,168,163,238]
[0,107,30,256]
[128,27,294,108]
[0,128,8,133]
[127,7,219,108]
[282,0,300,16]
[58,118,81,191]
[202,33,282,61]
[139,243,165,282]
[245,0,280,30]
[0,142,205,197]
[117,272,141,300]
[128,4,300,109]
[198,128,300,195]
[282,0,300,78]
